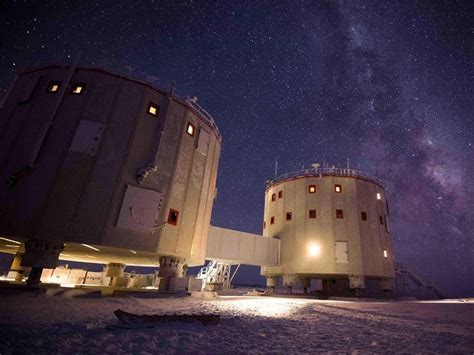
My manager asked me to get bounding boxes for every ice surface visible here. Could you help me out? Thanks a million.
[0,289,472,353]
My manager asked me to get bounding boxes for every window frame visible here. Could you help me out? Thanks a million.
[70,83,86,95]
[308,185,316,193]
[309,209,317,219]
[361,211,367,221]
[270,216,275,225]
[46,81,61,94]
[186,122,196,137]
[286,212,292,221]
[147,102,159,117]
[336,209,344,219]
[271,193,276,202]
[278,191,283,199]
[167,209,179,226]
[335,184,342,193]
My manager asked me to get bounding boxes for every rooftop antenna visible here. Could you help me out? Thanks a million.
[170,80,176,95]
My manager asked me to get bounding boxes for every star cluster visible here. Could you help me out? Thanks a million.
[0,1,472,296]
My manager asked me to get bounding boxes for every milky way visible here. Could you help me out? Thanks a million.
[0,1,472,296]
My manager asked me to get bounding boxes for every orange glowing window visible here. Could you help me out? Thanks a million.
[308,185,316,193]
[167,209,179,226]
[335,184,342,193]
[270,216,275,225]
[47,81,60,93]
[186,122,195,136]
[286,212,292,221]
[336,209,344,219]
[147,102,159,116]
[309,209,316,219]
[71,83,84,95]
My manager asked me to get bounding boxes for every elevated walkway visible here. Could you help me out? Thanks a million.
[205,226,279,266]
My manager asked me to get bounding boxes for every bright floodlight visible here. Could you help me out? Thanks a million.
[309,243,320,257]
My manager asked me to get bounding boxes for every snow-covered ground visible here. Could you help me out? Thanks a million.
[0,288,473,354]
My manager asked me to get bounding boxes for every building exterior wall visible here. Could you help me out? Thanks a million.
[0,65,221,266]
[261,171,395,280]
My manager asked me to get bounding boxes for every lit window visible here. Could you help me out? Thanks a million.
[278,191,283,199]
[271,193,276,202]
[286,212,292,221]
[147,102,159,116]
[383,249,388,258]
[270,216,275,225]
[309,209,316,219]
[186,122,195,136]
[308,185,316,193]
[361,211,367,221]
[336,209,344,219]
[47,81,60,93]
[376,192,381,200]
[71,84,84,95]
[167,209,179,226]
[335,184,342,193]
[379,216,384,225]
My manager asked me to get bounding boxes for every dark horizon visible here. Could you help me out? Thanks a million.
[0,1,472,297]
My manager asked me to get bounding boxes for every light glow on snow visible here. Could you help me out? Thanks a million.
[216,297,307,317]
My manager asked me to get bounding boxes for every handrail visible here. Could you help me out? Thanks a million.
[267,167,384,189]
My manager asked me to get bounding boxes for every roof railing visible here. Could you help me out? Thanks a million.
[267,167,384,189]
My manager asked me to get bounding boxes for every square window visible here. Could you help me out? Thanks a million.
[71,84,84,95]
[308,185,316,193]
[335,184,342,193]
[286,212,292,221]
[271,193,276,202]
[167,209,179,226]
[379,216,384,225]
[270,216,275,225]
[309,209,316,219]
[47,81,60,93]
[336,209,344,219]
[361,211,367,221]
[147,102,159,116]
[186,122,195,136]
[376,192,381,200]
[383,249,388,258]
[278,191,283,199]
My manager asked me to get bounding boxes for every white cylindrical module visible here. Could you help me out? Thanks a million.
[0,65,221,270]
[261,167,395,292]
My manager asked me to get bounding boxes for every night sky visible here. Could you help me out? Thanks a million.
[0,1,472,296]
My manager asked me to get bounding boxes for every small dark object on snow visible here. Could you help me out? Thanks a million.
[114,309,220,326]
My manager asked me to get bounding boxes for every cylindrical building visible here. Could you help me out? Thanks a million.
[0,65,221,284]
[261,166,395,294]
